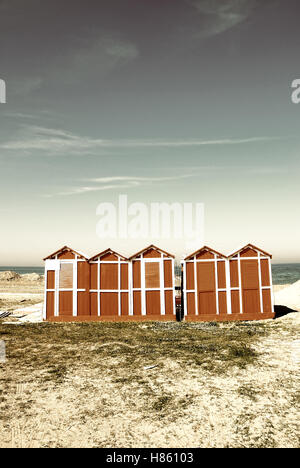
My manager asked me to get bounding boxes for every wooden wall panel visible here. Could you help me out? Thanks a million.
[121,292,129,315]
[198,292,216,315]
[187,293,195,315]
[262,289,272,314]
[240,248,258,257]
[143,249,161,258]
[231,291,240,314]
[241,260,259,289]
[133,291,141,315]
[218,291,227,315]
[78,262,90,290]
[46,292,55,318]
[100,264,118,290]
[164,290,174,315]
[47,271,55,290]
[90,293,98,316]
[78,292,89,316]
[230,261,239,288]
[196,251,214,260]
[186,262,194,290]
[57,251,75,260]
[164,260,173,288]
[90,264,98,290]
[101,253,118,261]
[261,260,270,287]
[243,290,260,315]
[133,261,141,288]
[217,261,226,289]
[146,291,161,315]
[145,262,160,288]
[59,291,73,316]
[100,292,118,316]
[197,263,215,292]
[121,264,128,290]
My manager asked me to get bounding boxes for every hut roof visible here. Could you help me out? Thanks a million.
[184,246,227,261]
[129,244,175,260]
[228,243,272,259]
[89,248,128,262]
[43,246,89,261]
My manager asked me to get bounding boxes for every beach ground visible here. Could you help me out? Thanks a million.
[0,273,44,315]
[0,277,290,317]
[0,280,299,448]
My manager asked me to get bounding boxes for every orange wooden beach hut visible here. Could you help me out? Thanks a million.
[44,244,176,322]
[44,246,90,321]
[89,249,130,321]
[227,244,274,320]
[183,244,274,322]
[129,245,176,321]
[44,243,274,323]
[183,246,228,321]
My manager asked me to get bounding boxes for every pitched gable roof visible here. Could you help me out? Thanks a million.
[129,244,175,260]
[89,248,128,262]
[228,243,272,259]
[185,246,227,261]
[43,246,89,261]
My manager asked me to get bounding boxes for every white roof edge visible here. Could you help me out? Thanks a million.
[227,244,249,257]
[76,250,89,259]
[227,244,270,258]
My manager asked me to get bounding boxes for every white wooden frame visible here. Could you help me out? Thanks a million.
[228,251,274,315]
[89,257,130,317]
[44,254,87,319]
[129,252,175,317]
[183,254,227,316]
[183,247,274,318]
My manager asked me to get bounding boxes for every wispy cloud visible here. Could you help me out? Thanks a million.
[47,174,201,197]
[89,176,196,183]
[0,125,283,155]
[188,0,256,38]
[3,110,54,120]
[3,112,37,119]
[45,164,283,197]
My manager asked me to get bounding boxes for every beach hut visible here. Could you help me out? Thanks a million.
[44,246,90,321]
[129,245,176,320]
[89,249,130,320]
[183,246,228,321]
[227,244,274,319]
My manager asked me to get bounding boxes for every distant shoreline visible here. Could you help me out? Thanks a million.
[0,264,300,285]
[0,267,44,275]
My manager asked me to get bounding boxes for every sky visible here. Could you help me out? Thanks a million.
[0,0,299,265]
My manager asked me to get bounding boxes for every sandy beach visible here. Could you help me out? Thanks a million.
[0,272,44,320]
[0,272,299,448]
[0,271,298,319]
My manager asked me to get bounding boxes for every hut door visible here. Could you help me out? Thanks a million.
[197,263,217,315]
[241,260,261,314]
[145,262,161,315]
[58,262,74,316]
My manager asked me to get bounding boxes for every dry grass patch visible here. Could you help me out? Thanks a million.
[0,316,299,448]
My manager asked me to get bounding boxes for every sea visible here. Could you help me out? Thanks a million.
[0,266,44,276]
[174,263,300,285]
[0,264,300,285]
